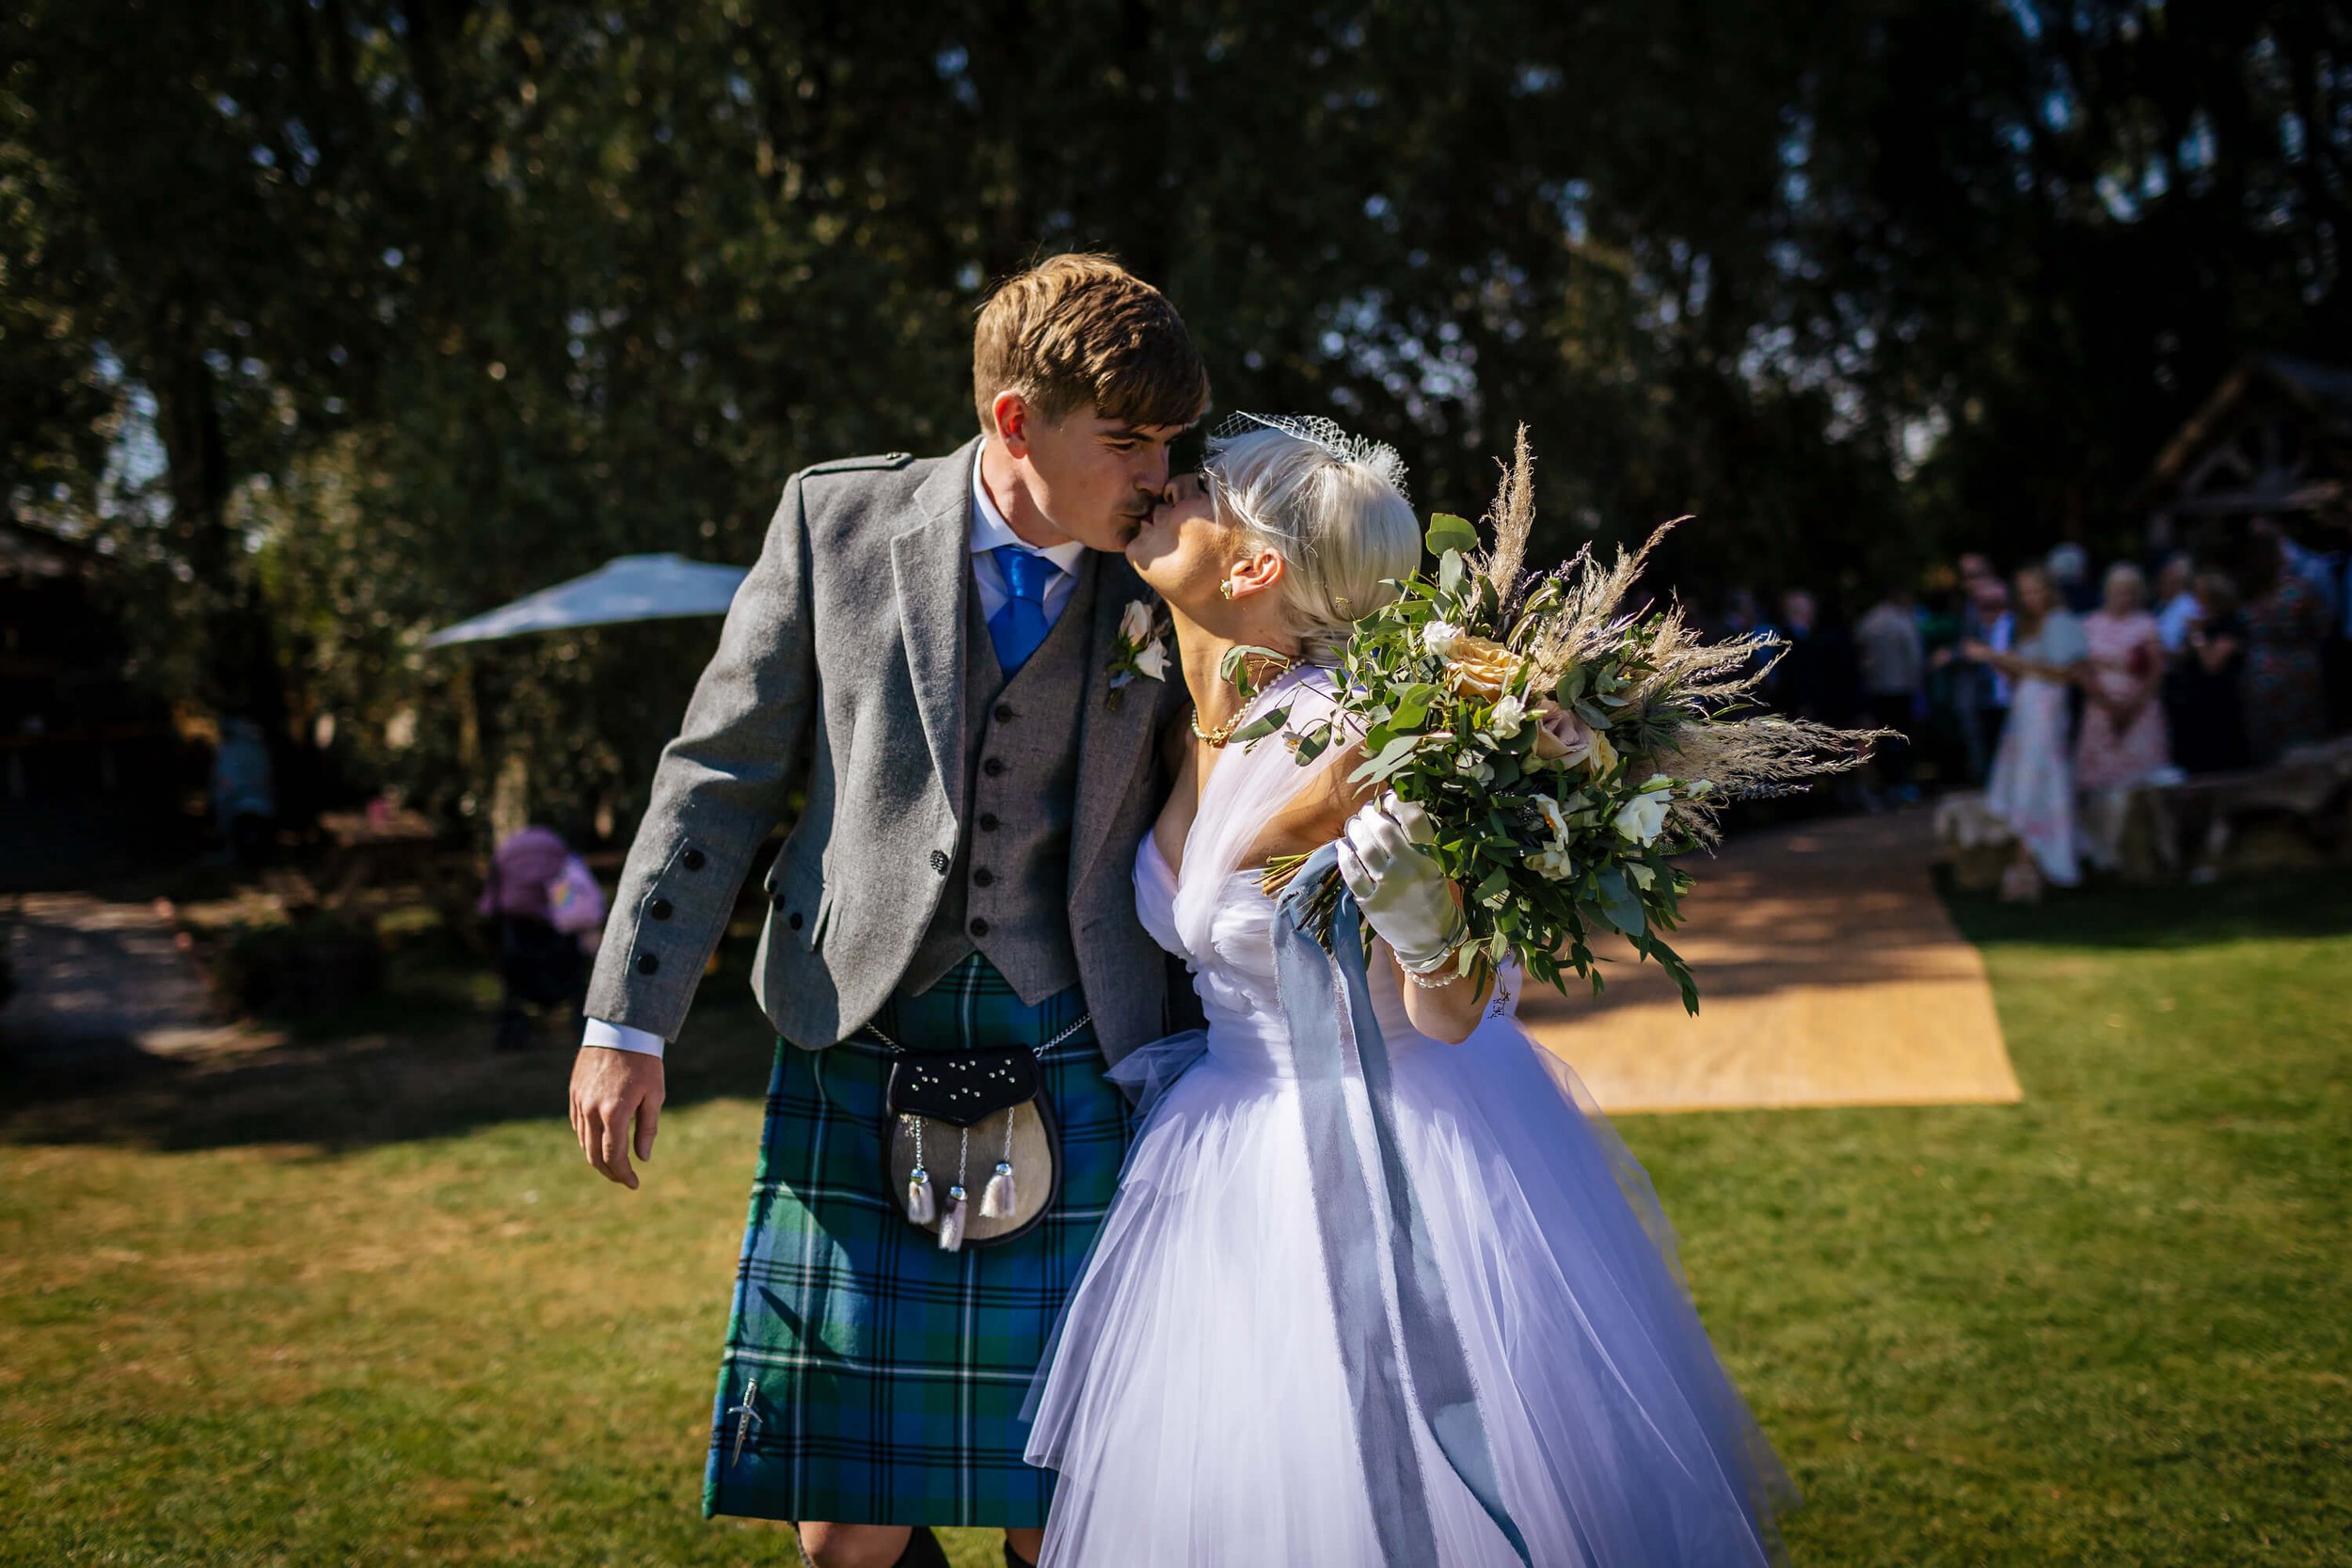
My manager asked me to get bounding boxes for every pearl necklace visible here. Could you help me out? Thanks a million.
[1190,653,1298,748]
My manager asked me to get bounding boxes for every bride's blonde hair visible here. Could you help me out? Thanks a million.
[1203,415,1419,662]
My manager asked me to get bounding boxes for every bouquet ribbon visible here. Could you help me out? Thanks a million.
[1273,841,1533,1566]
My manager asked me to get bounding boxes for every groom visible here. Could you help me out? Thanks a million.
[568,254,1205,1568]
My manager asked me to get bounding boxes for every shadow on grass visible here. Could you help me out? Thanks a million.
[0,938,787,1155]
[1939,864,2352,951]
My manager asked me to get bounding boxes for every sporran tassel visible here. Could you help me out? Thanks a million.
[980,1161,1016,1219]
[935,1125,971,1250]
[979,1108,1018,1219]
[902,1116,937,1224]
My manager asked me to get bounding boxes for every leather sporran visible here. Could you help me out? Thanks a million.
[881,1041,1060,1251]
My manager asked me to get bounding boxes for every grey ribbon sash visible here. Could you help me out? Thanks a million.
[1273,842,1533,1566]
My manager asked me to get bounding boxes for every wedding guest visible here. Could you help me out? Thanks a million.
[2168,570,2252,776]
[1772,587,1861,723]
[1855,586,1926,800]
[2075,563,2170,791]
[2153,552,2201,655]
[2073,563,2171,874]
[2241,531,2331,763]
[210,714,277,867]
[1967,565,2087,900]
[1943,569,2014,785]
[480,825,604,1051]
[2046,541,2098,614]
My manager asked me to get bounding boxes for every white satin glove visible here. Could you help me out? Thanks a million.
[1335,793,1462,971]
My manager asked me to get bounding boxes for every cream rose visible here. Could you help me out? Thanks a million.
[1528,845,1576,880]
[1613,786,1671,845]
[1119,598,1154,646]
[1442,634,1522,698]
[1421,620,1464,657]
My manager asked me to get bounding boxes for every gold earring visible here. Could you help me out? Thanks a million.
[1218,581,1235,600]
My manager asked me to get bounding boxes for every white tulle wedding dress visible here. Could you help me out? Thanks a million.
[1024,668,1792,1566]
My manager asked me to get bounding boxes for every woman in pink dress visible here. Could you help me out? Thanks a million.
[2074,563,2171,792]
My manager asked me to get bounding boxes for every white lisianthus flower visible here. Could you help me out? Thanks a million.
[1613,789,1671,845]
[1133,640,1169,681]
[1488,693,1527,738]
[1532,793,1570,840]
[1528,845,1576,880]
[1421,620,1464,657]
[1639,773,1674,793]
[1455,751,1495,784]
[1687,778,1714,799]
[1119,598,1154,645]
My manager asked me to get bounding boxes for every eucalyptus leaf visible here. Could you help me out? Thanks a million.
[1424,513,1480,557]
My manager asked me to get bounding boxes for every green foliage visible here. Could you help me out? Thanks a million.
[5,1,2349,837]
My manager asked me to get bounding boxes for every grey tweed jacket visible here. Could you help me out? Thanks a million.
[582,438,1184,1067]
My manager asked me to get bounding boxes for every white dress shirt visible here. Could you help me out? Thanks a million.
[583,449,1086,1060]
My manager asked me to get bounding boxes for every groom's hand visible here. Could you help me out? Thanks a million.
[570,1046,664,1190]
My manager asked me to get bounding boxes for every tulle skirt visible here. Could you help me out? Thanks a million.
[1024,1016,1793,1566]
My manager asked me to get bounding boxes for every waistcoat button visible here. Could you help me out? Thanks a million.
[969,918,990,938]
[787,911,803,931]
[682,848,707,871]
[994,703,1016,723]
[636,952,660,975]
[973,868,994,888]
[978,813,999,832]
[982,757,1006,778]
[648,898,673,921]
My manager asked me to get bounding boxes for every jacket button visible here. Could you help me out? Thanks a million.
[969,918,990,938]
[787,911,803,931]
[648,898,674,921]
[978,813,999,832]
[681,848,707,871]
[973,868,994,888]
[636,952,660,975]
[982,757,1006,778]
[994,703,1016,723]
[930,848,951,875]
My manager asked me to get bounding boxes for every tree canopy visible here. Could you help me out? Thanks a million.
[6,0,2346,836]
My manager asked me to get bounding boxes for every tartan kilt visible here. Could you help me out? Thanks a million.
[703,954,1133,1528]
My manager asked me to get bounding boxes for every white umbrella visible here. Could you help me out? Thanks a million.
[423,553,749,646]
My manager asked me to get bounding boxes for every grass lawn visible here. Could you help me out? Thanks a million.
[2,870,2346,1566]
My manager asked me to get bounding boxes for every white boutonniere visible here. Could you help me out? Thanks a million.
[1106,598,1171,709]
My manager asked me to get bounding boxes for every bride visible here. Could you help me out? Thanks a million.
[1023,417,1794,1565]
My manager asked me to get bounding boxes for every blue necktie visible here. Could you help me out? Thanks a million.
[988,546,1057,673]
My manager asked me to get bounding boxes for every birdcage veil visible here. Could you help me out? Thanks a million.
[1205,412,1411,506]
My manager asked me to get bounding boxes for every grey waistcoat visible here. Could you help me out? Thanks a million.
[903,554,1098,1000]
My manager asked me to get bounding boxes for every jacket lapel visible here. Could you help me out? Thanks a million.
[1070,558,1165,895]
[892,438,982,820]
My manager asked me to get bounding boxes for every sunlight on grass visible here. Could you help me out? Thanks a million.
[3,874,2346,1565]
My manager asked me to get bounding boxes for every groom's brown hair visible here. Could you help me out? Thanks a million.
[973,253,1210,434]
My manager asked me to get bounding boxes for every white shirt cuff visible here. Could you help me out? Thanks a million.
[582,1018,667,1059]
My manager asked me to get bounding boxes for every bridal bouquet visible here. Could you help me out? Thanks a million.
[1249,429,1874,1013]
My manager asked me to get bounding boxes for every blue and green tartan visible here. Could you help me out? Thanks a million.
[703,954,1132,1528]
